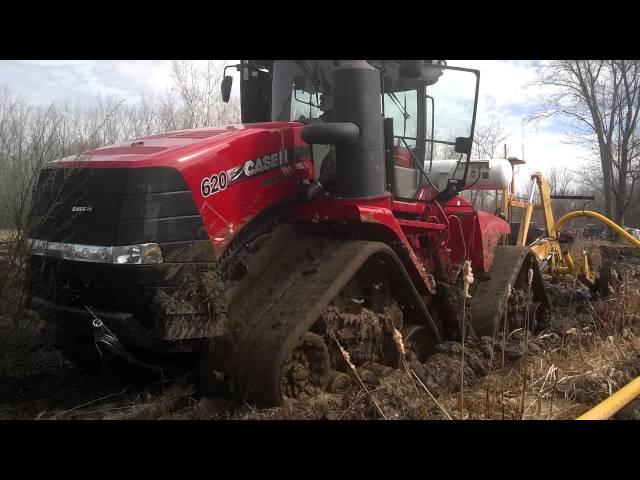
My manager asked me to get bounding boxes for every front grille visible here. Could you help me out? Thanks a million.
[27,167,208,245]
[26,166,217,326]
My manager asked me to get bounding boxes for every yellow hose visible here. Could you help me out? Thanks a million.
[577,376,640,420]
[553,210,640,419]
[553,210,640,248]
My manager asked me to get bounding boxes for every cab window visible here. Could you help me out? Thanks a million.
[383,90,417,149]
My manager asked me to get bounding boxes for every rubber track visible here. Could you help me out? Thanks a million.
[469,245,550,337]
[226,225,440,406]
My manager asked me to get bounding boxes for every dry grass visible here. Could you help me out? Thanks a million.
[0,230,28,320]
[49,380,198,420]
[438,244,640,420]
[437,327,640,420]
[0,312,51,379]
[0,229,15,256]
[569,237,606,271]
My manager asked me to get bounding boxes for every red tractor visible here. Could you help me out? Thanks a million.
[25,60,549,406]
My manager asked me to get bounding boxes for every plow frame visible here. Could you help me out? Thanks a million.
[500,171,638,289]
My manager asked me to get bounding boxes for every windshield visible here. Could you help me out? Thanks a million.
[384,90,418,149]
[270,61,479,169]
[425,67,478,164]
[271,60,335,122]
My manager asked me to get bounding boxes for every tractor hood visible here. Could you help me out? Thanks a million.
[30,122,314,255]
[48,122,305,171]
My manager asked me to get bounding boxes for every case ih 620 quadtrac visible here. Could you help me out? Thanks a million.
[25,60,549,406]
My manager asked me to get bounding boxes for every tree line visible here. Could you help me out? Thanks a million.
[0,60,239,229]
[2,60,639,232]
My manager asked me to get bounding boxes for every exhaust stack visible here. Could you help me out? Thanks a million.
[333,61,385,198]
[302,60,385,198]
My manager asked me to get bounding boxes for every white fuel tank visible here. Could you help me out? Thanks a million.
[423,158,512,192]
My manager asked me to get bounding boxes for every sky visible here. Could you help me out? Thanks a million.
[0,60,592,189]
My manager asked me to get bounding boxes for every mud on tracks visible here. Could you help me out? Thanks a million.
[2,242,640,420]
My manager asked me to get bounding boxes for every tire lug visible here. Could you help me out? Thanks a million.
[361,361,394,378]
[327,370,352,393]
[350,367,378,385]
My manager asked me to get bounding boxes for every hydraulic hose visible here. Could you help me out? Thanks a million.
[553,210,640,248]
[577,376,640,420]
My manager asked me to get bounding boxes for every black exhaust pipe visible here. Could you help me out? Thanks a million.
[301,60,385,198]
[333,60,385,198]
[302,122,359,145]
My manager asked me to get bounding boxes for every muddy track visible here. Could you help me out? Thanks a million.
[2,242,640,420]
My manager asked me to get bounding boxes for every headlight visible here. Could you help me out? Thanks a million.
[113,243,163,265]
[27,239,163,265]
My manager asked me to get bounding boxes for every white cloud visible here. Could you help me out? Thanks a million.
[514,131,592,190]
[449,60,596,187]
[461,60,544,109]
[0,60,231,106]
[0,59,599,187]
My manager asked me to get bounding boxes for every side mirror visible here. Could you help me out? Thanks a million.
[399,61,423,79]
[221,75,233,103]
[455,137,472,155]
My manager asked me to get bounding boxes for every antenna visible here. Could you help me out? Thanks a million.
[521,117,525,162]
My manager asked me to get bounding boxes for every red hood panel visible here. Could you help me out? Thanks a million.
[47,122,304,169]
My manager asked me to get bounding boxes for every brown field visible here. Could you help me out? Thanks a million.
[0,230,15,254]
[1,241,639,420]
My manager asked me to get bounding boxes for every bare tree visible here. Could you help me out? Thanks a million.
[0,61,245,320]
[170,60,240,128]
[546,165,573,196]
[468,120,507,211]
[473,120,507,160]
[533,60,640,225]
[0,88,131,321]
[544,165,579,219]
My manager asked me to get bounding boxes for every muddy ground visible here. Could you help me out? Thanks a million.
[1,241,640,420]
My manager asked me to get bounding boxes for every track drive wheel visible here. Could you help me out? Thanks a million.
[281,332,330,398]
[401,325,437,365]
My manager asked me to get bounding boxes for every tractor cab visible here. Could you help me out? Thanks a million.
[222,60,487,201]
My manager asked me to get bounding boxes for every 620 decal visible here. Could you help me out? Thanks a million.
[199,149,295,198]
[201,171,228,197]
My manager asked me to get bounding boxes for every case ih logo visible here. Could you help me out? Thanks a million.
[241,150,288,178]
[72,206,93,212]
[201,149,290,198]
